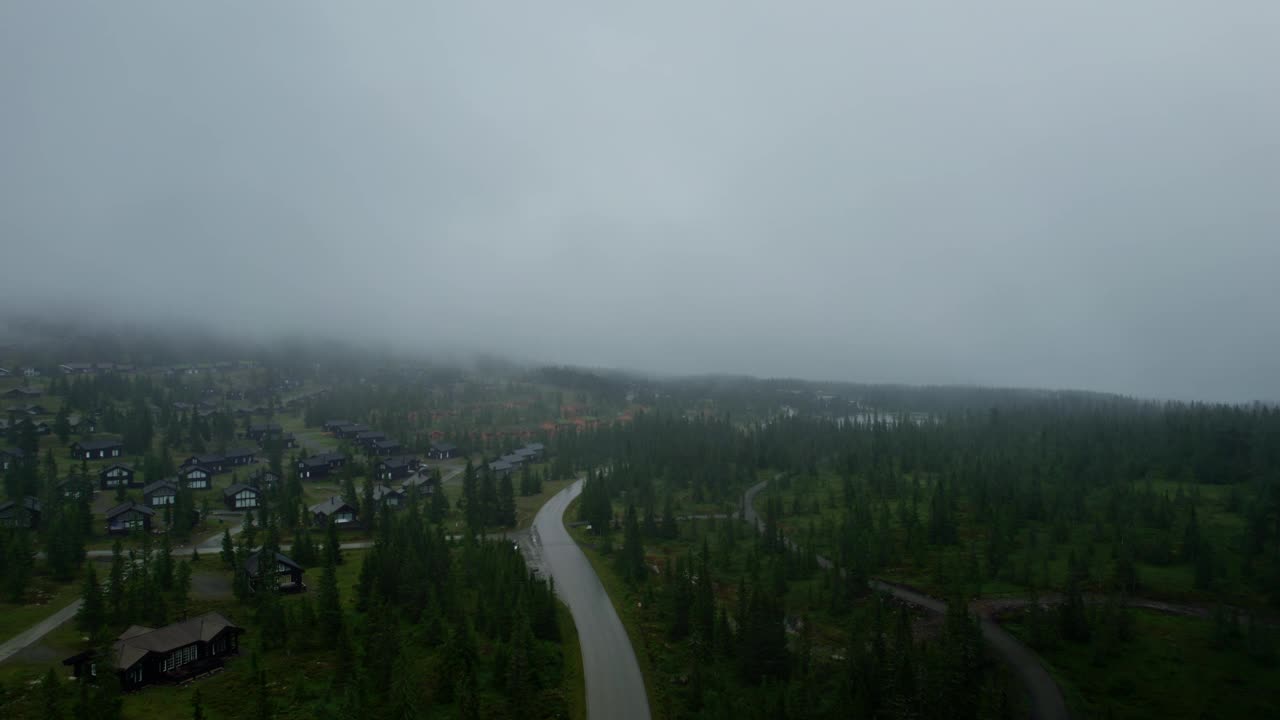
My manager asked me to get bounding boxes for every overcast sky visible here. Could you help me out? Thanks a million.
[2,2,1278,402]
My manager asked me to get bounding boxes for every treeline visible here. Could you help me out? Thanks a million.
[757,402,1280,607]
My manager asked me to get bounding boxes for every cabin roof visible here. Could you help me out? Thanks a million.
[105,501,156,519]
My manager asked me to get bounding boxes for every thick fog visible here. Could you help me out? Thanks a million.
[2,2,1278,402]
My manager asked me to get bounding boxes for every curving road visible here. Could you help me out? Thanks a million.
[743,479,1070,720]
[524,479,650,720]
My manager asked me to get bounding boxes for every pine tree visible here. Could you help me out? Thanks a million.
[460,460,480,535]
[253,650,273,720]
[76,564,105,637]
[173,560,192,620]
[191,689,206,720]
[54,405,71,443]
[498,473,517,527]
[480,465,499,528]
[429,480,450,524]
[661,494,678,539]
[107,540,126,624]
[317,556,344,644]
[325,517,342,566]
[154,532,175,591]
[4,529,33,602]
[40,668,61,720]
[221,527,235,568]
[618,504,645,584]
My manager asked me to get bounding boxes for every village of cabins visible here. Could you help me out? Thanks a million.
[0,358,621,694]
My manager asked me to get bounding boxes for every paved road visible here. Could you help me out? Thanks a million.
[523,479,649,720]
[743,479,1070,720]
[0,599,83,664]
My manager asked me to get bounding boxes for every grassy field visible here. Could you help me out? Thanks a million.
[0,576,81,646]
[1005,609,1280,719]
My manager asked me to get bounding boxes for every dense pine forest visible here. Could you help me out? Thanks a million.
[568,396,1280,719]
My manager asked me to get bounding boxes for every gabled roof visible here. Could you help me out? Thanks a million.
[0,496,41,514]
[525,443,546,451]
[379,456,412,469]
[401,474,433,489]
[105,501,156,519]
[73,439,123,451]
[142,479,178,495]
[224,447,256,458]
[489,460,514,472]
[309,496,357,515]
[244,550,302,576]
[371,485,403,502]
[223,483,258,498]
[179,464,212,476]
[430,442,458,451]
[99,462,134,474]
[108,612,241,670]
[373,439,400,449]
[183,454,224,465]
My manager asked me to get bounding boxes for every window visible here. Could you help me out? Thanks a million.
[162,644,198,672]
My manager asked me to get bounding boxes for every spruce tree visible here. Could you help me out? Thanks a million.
[498,473,517,528]
[191,689,205,720]
[429,480,450,524]
[618,504,645,584]
[173,560,192,620]
[317,556,343,644]
[76,564,105,637]
[40,668,61,720]
[4,529,33,602]
[220,527,235,568]
[460,460,479,535]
